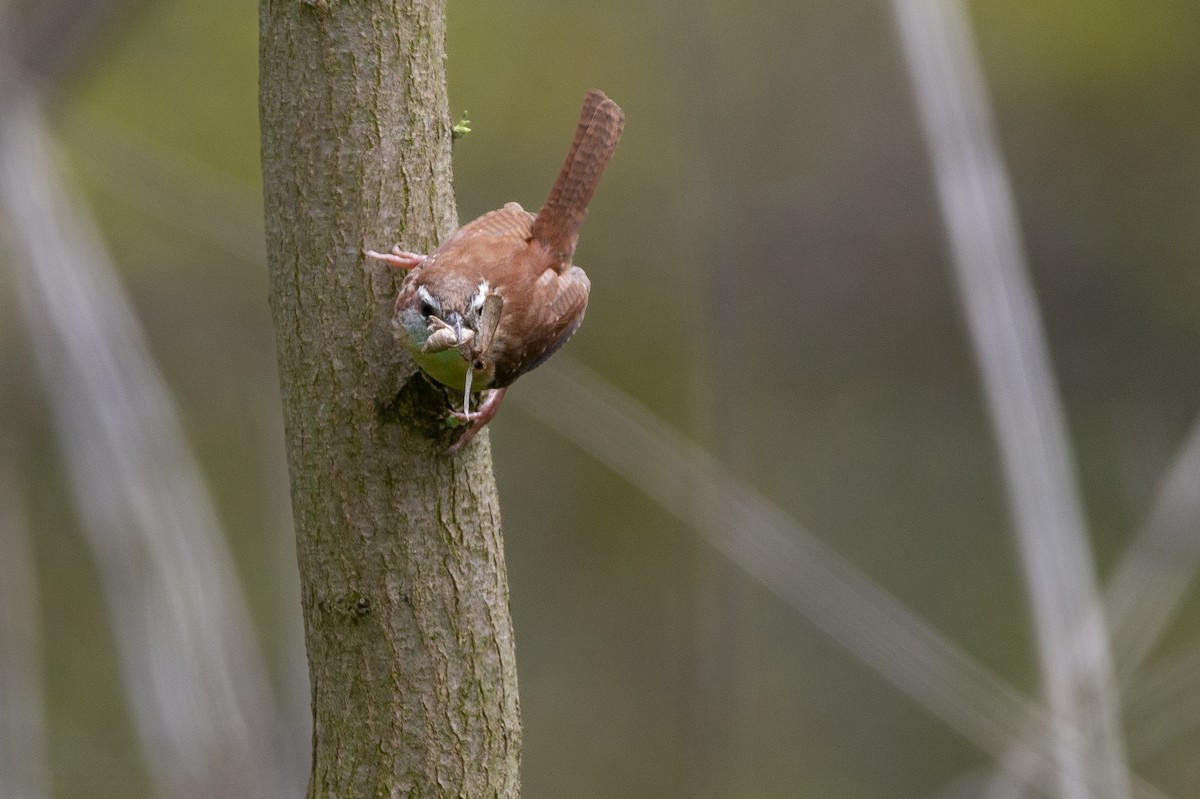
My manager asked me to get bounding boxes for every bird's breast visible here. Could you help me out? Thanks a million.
[412,347,471,391]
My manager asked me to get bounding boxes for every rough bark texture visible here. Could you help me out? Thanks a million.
[258,2,522,796]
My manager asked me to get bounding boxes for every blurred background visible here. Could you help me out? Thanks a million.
[1,0,1199,797]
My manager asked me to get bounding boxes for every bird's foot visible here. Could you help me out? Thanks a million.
[446,387,509,454]
[364,246,426,270]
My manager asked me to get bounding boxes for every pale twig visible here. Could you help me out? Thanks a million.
[1106,416,1200,680]
[513,356,1166,798]
[889,1,1130,797]
[0,93,293,799]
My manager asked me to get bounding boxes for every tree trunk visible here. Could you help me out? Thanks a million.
[258,2,522,796]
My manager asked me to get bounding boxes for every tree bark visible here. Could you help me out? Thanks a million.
[258,2,521,797]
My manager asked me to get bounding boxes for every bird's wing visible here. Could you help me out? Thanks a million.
[453,202,534,246]
[507,265,590,380]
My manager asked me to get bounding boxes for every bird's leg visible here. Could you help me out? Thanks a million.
[462,367,473,418]
[364,245,426,270]
[447,387,509,454]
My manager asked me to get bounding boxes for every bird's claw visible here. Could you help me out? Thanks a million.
[443,387,509,455]
[364,246,426,270]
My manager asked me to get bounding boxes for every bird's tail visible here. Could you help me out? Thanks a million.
[530,89,625,268]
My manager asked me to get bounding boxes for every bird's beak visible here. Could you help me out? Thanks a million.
[446,312,465,345]
[421,313,475,354]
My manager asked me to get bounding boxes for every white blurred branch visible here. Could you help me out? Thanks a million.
[889,1,1129,797]
[515,356,1166,798]
[1107,417,1200,679]
[0,91,296,799]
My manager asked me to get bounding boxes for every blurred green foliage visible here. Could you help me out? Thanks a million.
[8,0,1198,796]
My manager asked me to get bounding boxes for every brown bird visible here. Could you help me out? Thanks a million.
[367,90,624,453]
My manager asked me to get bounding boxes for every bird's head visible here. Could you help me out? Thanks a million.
[393,272,501,391]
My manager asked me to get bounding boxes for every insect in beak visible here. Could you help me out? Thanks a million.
[422,315,475,354]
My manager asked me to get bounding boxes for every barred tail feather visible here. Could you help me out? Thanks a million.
[530,90,625,269]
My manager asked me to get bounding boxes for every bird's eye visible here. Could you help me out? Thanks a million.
[416,286,439,318]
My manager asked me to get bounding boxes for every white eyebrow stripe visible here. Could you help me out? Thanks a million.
[470,280,490,311]
[417,285,440,312]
